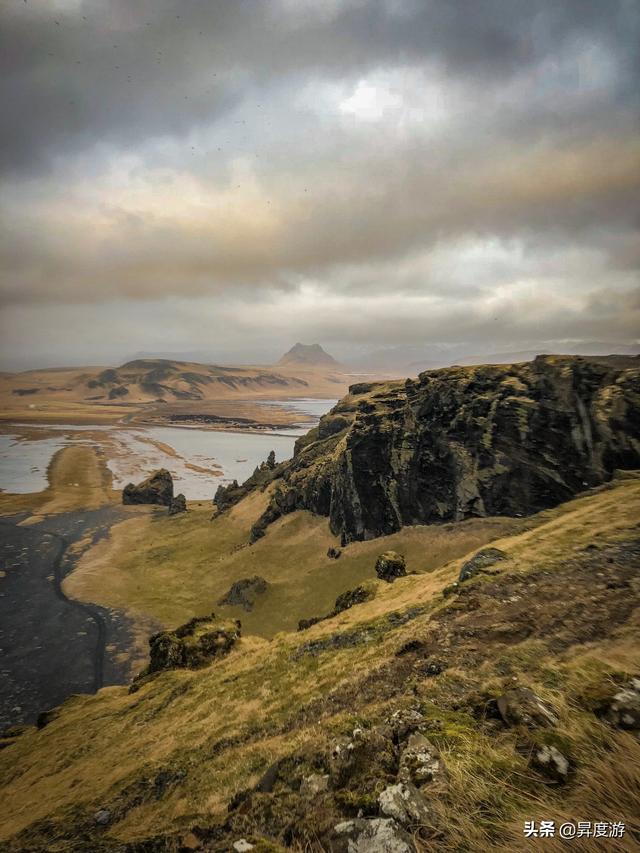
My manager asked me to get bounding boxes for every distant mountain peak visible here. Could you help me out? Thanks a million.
[277,343,340,367]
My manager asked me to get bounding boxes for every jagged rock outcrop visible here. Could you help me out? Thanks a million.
[246,356,640,543]
[298,584,374,630]
[123,469,174,506]
[218,576,268,612]
[213,451,280,514]
[375,551,407,582]
[133,614,241,683]
[168,493,187,515]
[458,547,507,582]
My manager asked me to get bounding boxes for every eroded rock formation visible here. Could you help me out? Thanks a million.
[133,613,241,684]
[246,356,640,543]
[122,469,174,506]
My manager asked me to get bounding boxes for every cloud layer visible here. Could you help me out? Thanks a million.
[1,0,638,367]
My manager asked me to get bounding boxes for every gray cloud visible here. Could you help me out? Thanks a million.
[0,0,638,367]
[2,0,637,174]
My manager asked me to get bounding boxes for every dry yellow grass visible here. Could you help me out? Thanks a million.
[2,477,639,850]
[65,483,525,637]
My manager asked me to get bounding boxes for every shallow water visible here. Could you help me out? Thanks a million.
[0,433,92,494]
[0,399,338,500]
[106,427,305,500]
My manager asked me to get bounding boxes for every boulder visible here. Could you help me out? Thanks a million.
[213,480,241,511]
[458,548,507,582]
[602,678,640,729]
[333,818,415,853]
[334,585,373,614]
[375,551,407,583]
[218,576,268,612]
[94,808,111,826]
[123,469,173,506]
[398,732,445,787]
[327,547,342,559]
[138,614,240,678]
[168,493,187,515]
[36,707,61,730]
[531,744,570,784]
[297,585,374,631]
[497,687,558,728]
[232,842,254,852]
[387,707,425,741]
[378,782,433,826]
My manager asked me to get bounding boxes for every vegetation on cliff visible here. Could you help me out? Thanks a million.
[241,355,640,543]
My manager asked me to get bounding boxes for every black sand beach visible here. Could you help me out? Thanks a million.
[0,507,139,730]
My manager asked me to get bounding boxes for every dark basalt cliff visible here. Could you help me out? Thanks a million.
[248,356,640,543]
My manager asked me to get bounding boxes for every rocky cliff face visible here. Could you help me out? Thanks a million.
[250,356,640,543]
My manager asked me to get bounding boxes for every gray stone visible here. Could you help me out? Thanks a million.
[497,687,558,728]
[387,707,425,740]
[603,678,640,729]
[532,744,570,784]
[378,782,433,826]
[232,841,254,852]
[398,732,445,786]
[328,736,358,786]
[94,808,111,826]
[333,818,416,853]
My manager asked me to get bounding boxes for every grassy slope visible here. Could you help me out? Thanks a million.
[2,476,639,851]
[64,485,525,636]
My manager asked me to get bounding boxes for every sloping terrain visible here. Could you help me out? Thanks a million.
[0,358,350,425]
[63,485,525,638]
[1,477,639,851]
[2,355,639,852]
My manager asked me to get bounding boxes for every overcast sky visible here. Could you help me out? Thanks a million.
[1,0,638,369]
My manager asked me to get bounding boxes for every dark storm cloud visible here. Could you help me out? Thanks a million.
[0,0,638,367]
[1,0,638,174]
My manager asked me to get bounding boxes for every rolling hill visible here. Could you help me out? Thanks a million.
[0,357,351,425]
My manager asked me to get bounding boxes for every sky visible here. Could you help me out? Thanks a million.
[1,0,639,370]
